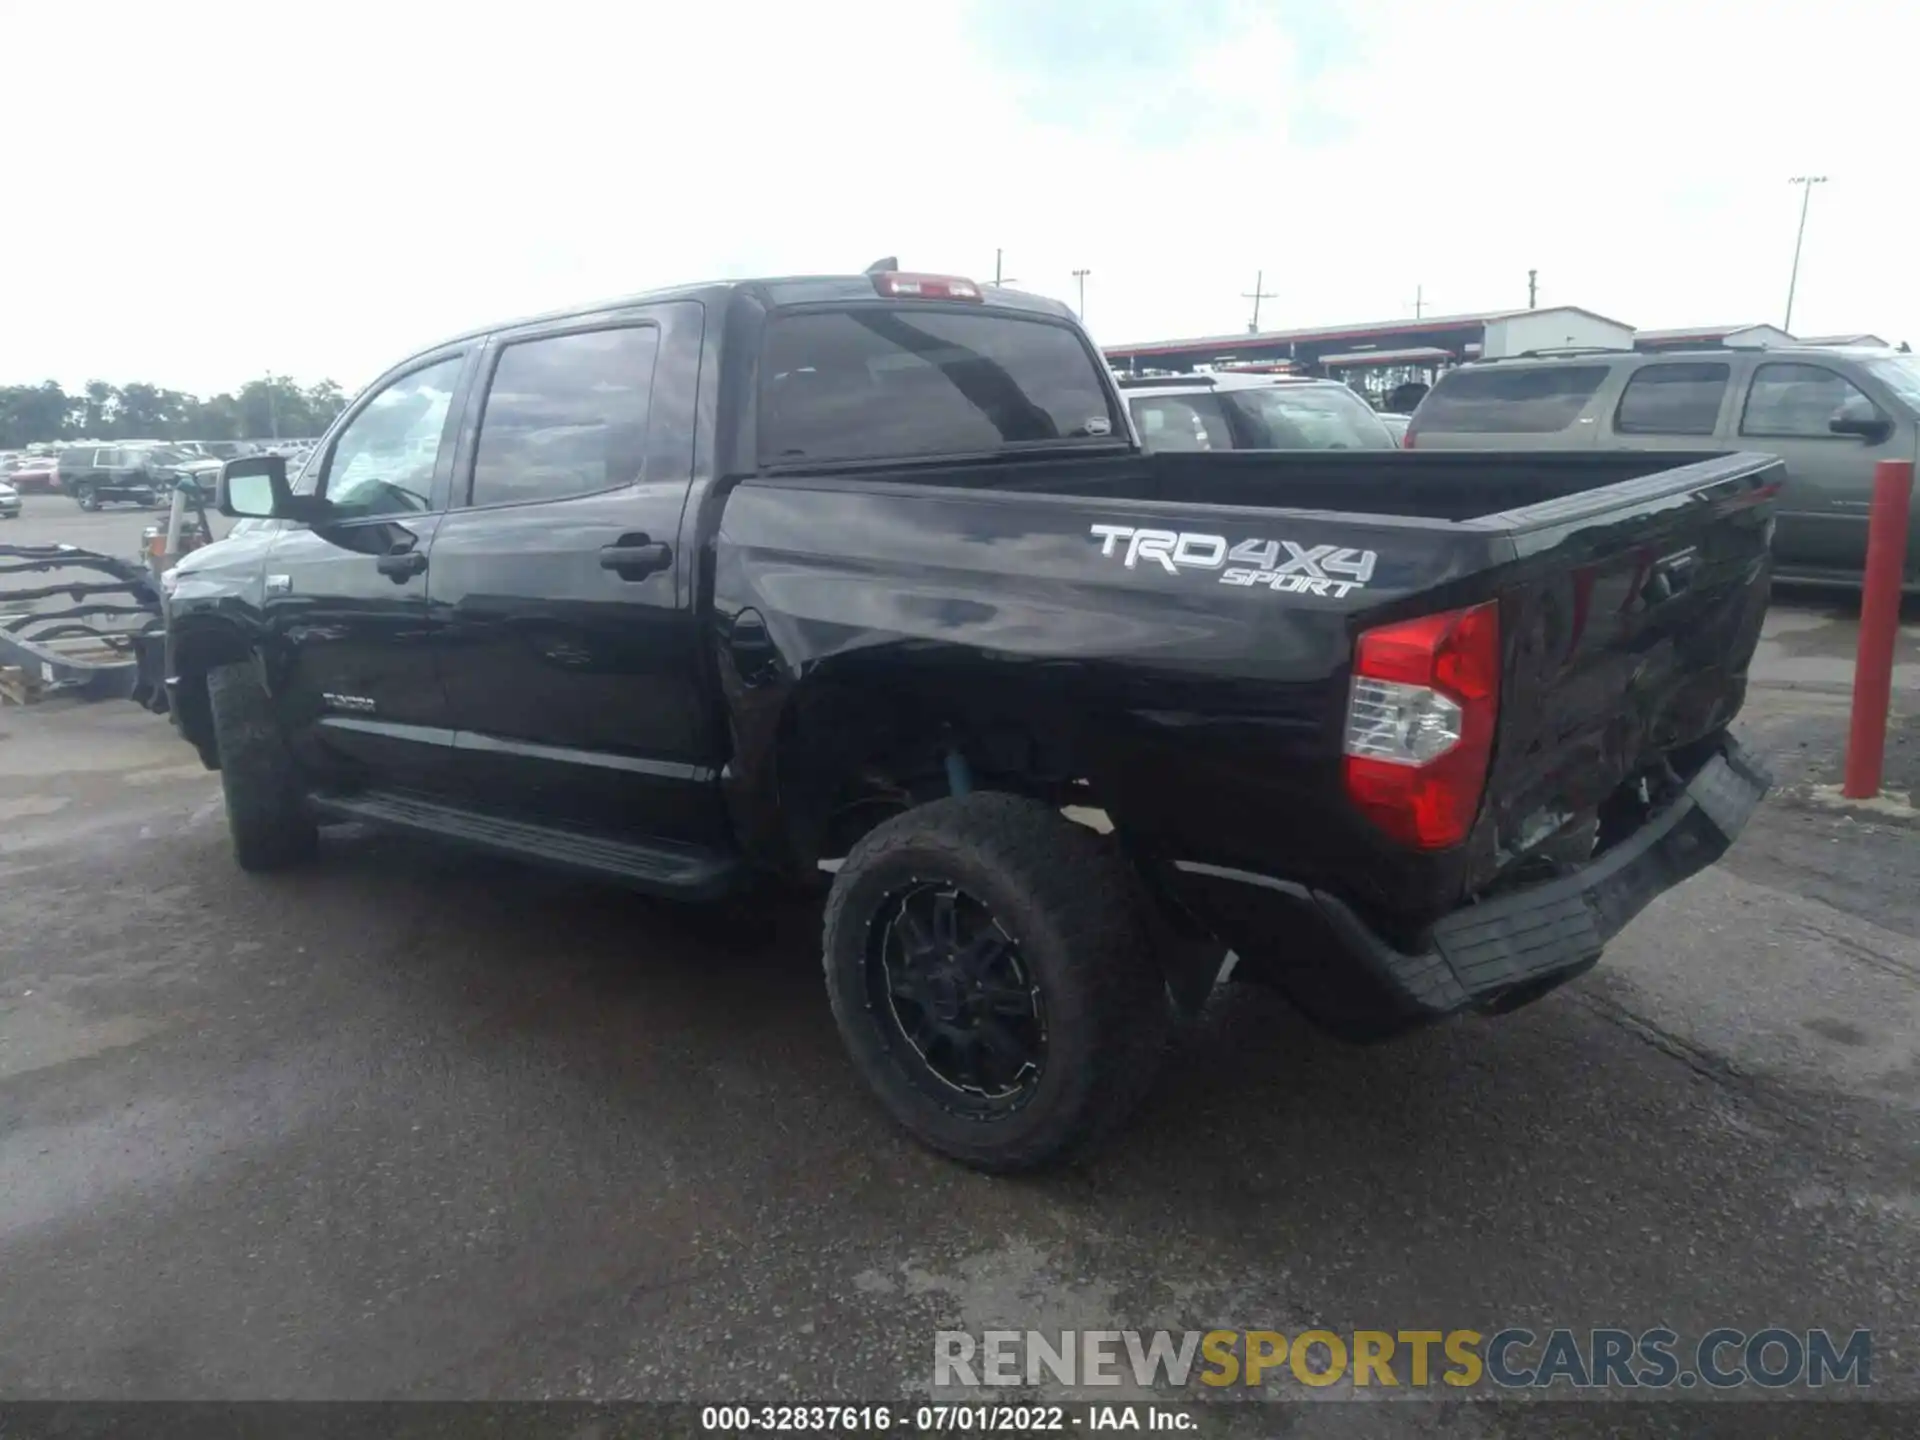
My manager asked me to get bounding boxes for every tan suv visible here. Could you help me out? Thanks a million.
[1405,346,1920,588]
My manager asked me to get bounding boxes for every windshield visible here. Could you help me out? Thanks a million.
[1865,356,1920,413]
[758,308,1121,465]
[1223,385,1398,449]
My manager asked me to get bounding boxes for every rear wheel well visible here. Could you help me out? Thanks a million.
[780,685,1230,1018]
[172,624,253,768]
[774,682,1095,873]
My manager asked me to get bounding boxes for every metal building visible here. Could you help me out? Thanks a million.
[1104,306,1635,404]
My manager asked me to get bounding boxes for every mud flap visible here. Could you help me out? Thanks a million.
[130,631,171,714]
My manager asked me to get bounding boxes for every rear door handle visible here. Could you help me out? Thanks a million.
[600,535,672,581]
[376,547,427,582]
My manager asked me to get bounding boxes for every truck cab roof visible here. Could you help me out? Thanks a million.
[430,274,1077,359]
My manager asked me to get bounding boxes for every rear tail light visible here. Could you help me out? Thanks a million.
[1342,601,1500,850]
[1400,427,1416,449]
[871,272,983,301]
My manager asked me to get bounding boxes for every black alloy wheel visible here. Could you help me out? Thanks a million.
[822,792,1168,1172]
[871,881,1046,1112]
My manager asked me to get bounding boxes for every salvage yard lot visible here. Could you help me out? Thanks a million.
[1,494,1917,1415]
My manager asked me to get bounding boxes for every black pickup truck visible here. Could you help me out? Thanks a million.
[157,270,1779,1170]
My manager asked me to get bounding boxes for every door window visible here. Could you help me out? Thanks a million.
[468,325,661,507]
[1614,362,1729,436]
[1740,364,1876,439]
[314,356,463,516]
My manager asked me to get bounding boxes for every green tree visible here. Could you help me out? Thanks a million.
[79,380,117,437]
[237,375,311,440]
[305,380,347,433]
[186,393,243,441]
[116,382,194,439]
[0,373,344,447]
[0,382,72,448]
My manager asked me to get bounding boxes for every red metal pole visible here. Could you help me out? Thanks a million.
[1842,459,1915,798]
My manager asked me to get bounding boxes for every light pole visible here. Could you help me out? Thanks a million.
[1242,270,1277,333]
[1072,268,1091,320]
[1785,176,1827,334]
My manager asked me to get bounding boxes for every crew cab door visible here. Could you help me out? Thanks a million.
[424,300,728,844]
[261,350,471,790]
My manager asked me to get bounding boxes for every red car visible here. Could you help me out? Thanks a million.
[4,455,59,493]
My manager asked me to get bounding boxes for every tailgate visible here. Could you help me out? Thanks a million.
[1470,451,1780,890]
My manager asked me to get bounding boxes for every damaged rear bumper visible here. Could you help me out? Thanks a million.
[1172,736,1772,1041]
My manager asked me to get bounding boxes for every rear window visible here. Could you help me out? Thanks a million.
[1614,362,1729,436]
[1129,394,1233,451]
[1223,385,1397,449]
[758,308,1120,465]
[1414,364,1611,434]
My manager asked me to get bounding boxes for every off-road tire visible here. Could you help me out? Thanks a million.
[823,792,1168,1172]
[75,486,98,511]
[206,660,317,872]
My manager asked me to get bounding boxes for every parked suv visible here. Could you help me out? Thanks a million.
[1405,346,1920,587]
[1119,372,1399,453]
[57,444,168,509]
[172,440,257,461]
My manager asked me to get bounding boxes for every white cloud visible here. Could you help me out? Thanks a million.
[1,0,1911,397]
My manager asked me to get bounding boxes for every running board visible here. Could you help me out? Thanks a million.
[308,791,742,900]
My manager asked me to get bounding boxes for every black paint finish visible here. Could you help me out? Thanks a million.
[161,275,1781,1027]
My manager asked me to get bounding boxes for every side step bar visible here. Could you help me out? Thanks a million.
[308,791,742,900]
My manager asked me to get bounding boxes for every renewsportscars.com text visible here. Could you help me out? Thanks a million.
[935,1327,1872,1391]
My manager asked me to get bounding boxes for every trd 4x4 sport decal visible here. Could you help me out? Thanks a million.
[1089,524,1378,599]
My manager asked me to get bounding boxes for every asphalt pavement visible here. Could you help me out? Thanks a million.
[0,489,235,563]
[1,498,1916,1430]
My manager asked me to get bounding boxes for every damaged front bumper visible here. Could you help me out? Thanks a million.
[1173,735,1772,1041]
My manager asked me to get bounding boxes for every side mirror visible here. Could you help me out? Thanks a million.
[217,455,290,517]
[1829,408,1892,443]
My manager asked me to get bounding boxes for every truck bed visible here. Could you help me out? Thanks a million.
[797,448,1758,525]
[720,446,1782,958]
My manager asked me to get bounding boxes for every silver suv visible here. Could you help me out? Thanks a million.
[1406,345,1920,588]
[1117,372,1399,453]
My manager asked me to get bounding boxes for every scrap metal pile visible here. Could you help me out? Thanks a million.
[0,542,166,707]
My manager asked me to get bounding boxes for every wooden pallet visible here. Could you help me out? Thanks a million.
[0,637,132,705]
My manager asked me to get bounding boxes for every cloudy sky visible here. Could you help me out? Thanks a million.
[3,0,1911,396]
